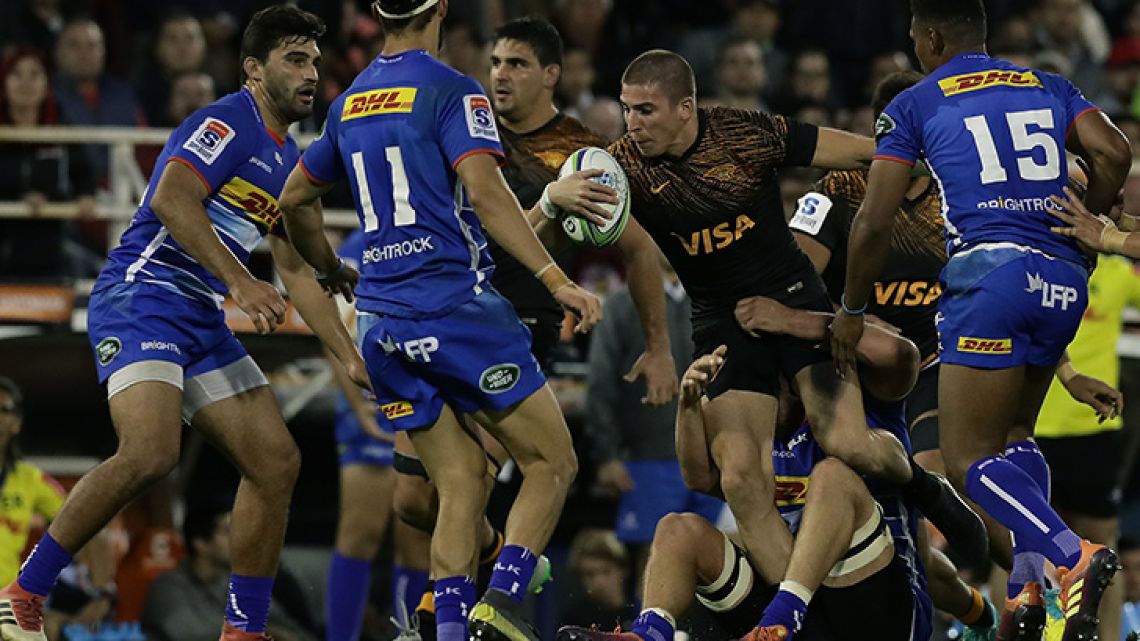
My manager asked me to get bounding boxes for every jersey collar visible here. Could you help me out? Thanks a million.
[240,87,287,148]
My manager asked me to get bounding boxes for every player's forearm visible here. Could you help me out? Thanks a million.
[325,345,374,425]
[281,201,340,275]
[1083,151,1130,218]
[623,250,670,353]
[812,128,876,170]
[675,403,721,496]
[152,196,253,289]
[843,210,894,309]
[527,203,573,253]
[278,257,357,365]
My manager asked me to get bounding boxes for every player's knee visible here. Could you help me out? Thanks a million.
[518,444,577,491]
[653,512,707,551]
[718,460,772,502]
[115,446,179,487]
[253,436,301,493]
[808,457,860,496]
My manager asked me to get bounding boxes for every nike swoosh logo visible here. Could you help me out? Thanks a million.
[650,180,670,194]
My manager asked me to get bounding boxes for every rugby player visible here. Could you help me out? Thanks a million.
[277,4,602,641]
[831,1,1132,639]
[557,344,933,641]
[603,49,985,600]
[0,8,362,641]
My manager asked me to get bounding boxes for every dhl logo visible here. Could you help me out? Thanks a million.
[874,280,942,307]
[673,214,755,256]
[381,401,414,419]
[218,177,281,229]
[938,69,1042,96]
[342,87,417,120]
[775,475,809,507]
[957,337,1013,354]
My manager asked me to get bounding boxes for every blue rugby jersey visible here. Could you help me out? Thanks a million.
[97,88,299,305]
[300,49,505,320]
[875,53,1097,265]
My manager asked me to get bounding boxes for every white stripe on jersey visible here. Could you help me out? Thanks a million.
[951,241,1066,262]
[927,162,960,248]
[125,229,170,282]
[146,257,217,296]
[452,181,485,295]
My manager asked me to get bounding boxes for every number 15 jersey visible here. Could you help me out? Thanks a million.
[300,50,506,319]
[875,53,1097,266]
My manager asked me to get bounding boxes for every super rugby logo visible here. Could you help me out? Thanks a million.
[182,117,235,165]
[480,363,521,394]
[464,94,500,142]
[96,337,121,366]
[938,69,1043,96]
[789,193,832,235]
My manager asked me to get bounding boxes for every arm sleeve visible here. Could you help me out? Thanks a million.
[873,93,921,166]
[583,292,632,465]
[299,109,344,185]
[787,175,854,250]
[34,470,65,521]
[436,75,506,169]
[166,106,257,193]
[1054,73,1099,140]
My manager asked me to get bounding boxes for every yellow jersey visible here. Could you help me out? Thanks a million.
[1036,256,1140,438]
[0,462,65,584]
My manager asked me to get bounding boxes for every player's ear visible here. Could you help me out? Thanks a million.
[242,56,263,83]
[544,63,561,90]
[677,95,696,121]
[928,27,945,57]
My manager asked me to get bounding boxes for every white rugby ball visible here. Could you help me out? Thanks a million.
[556,147,630,248]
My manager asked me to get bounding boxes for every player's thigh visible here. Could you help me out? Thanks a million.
[470,383,574,473]
[791,360,871,454]
[907,365,941,460]
[190,381,298,482]
[106,376,184,470]
[337,464,396,539]
[700,391,779,490]
[406,403,486,492]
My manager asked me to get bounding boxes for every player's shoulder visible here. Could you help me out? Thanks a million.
[180,91,255,129]
[703,105,778,129]
[814,168,868,201]
[550,113,609,148]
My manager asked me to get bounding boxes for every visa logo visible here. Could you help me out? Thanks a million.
[672,214,755,256]
[874,280,942,307]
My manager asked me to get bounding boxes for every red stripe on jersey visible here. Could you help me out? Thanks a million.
[167,157,212,192]
[1066,107,1100,142]
[451,148,507,170]
[298,158,331,185]
[873,154,916,167]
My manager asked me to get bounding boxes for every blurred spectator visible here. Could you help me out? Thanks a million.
[0,47,100,281]
[582,96,624,142]
[793,103,834,129]
[562,529,637,631]
[1033,0,1108,97]
[557,47,597,119]
[0,377,66,585]
[441,18,490,92]
[140,506,319,641]
[165,71,215,126]
[991,14,1037,54]
[679,0,786,99]
[863,51,910,105]
[52,18,143,181]
[1034,48,1075,77]
[0,0,64,56]
[1103,38,1140,116]
[704,36,768,111]
[844,104,875,138]
[584,257,722,586]
[135,12,206,129]
[771,49,832,115]
[1122,537,1140,635]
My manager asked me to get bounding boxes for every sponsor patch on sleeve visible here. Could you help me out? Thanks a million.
[788,192,833,236]
[182,117,236,165]
[464,94,500,142]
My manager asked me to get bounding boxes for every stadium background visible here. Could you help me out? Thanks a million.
[3,0,1140,639]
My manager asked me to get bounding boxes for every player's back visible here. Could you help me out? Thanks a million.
[878,54,1095,266]
[303,51,504,319]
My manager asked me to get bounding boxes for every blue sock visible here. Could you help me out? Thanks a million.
[631,609,675,641]
[965,456,1081,569]
[17,532,73,596]
[1004,440,1051,501]
[758,586,810,635]
[487,544,538,604]
[434,576,474,641]
[391,564,429,626]
[225,574,275,633]
[326,553,372,641]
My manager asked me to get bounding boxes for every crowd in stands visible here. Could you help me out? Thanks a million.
[5,0,1140,640]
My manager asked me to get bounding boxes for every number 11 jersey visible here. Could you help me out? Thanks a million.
[300,50,506,319]
[874,52,1097,266]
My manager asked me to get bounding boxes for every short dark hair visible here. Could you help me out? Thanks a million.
[182,504,228,557]
[622,49,697,104]
[375,0,439,35]
[494,17,564,68]
[911,0,987,45]
[239,5,326,81]
[872,70,924,116]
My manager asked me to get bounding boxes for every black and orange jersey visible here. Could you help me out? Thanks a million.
[608,107,821,320]
[789,169,946,361]
[493,113,608,321]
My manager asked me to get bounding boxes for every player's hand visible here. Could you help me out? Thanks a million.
[554,283,603,333]
[680,345,726,407]
[344,352,373,392]
[734,296,786,337]
[596,459,635,496]
[829,309,864,377]
[316,259,360,302]
[1062,372,1123,424]
[1049,186,1114,253]
[547,169,620,227]
[230,277,287,334]
[624,348,678,405]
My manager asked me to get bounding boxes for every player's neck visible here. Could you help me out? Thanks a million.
[939,44,987,67]
[664,116,700,158]
[498,101,558,134]
[245,82,290,141]
[382,31,440,59]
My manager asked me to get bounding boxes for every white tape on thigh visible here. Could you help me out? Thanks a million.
[107,360,183,399]
[828,504,893,578]
[182,355,268,423]
[696,533,756,612]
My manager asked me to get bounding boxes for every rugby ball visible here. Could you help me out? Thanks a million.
[556,147,630,248]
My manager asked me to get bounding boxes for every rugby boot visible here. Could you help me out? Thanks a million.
[469,589,540,641]
[741,625,792,641]
[1057,540,1121,641]
[997,581,1046,641]
[555,626,643,641]
[0,582,46,641]
[219,622,273,641]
